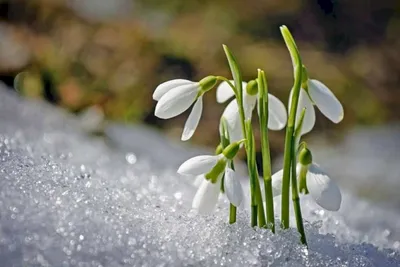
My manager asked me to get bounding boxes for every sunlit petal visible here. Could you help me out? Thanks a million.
[243,92,257,120]
[181,97,203,141]
[224,168,243,207]
[271,169,284,197]
[193,175,204,187]
[192,177,221,214]
[308,79,344,123]
[153,79,194,101]
[289,89,316,135]
[222,99,243,142]
[216,81,235,103]
[306,163,342,211]
[267,93,287,130]
[155,84,198,119]
[178,155,222,176]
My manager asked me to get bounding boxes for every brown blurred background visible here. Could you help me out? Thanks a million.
[0,0,399,161]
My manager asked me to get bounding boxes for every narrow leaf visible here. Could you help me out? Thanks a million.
[223,45,243,100]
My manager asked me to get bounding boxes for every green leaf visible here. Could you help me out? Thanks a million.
[222,44,243,99]
[219,117,231,148]
[280,25,301,71]
[257,69,268,114]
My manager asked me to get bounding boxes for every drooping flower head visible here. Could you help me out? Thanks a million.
[217,80,287,142]
[178,141,245,214]
[291,67,344,135]
[272,145,342,211]
[153,76,217,141]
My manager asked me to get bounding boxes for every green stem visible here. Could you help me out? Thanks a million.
[290,138,307,245]
[222,45,265,227]
[281,126,294,228]
[229,204,237,224]
[246,119,267,227]
[257,69,275,232]
[246,120,267,227]
[251,206,258,226]
[219,118,237,224]
[280,26,303,229]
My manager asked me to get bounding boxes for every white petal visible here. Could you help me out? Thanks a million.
[308,79,344,123]
[153,79,194,101]
[216,81,235,103]
[181,97,203,141]
[267,93,287,130]
[193,175,204,187]
[155,84,199,119]
[222,99,243,142]
[178,155,222,176]
[223,168,243,207]
[289,89,316,135]
[306,163,342,211]
[192,177,221,214]
[271,169,284,197]
[243,92,257,120]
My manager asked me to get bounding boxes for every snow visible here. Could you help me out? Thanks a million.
[0,83,399,266]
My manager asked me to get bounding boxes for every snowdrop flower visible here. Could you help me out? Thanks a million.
[271,146,341,211]
[217,80,287,142]
[153,76,217,141]
[178,141,244,214]
[291,76,344,135]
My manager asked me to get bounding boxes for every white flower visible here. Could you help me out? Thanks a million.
[271,163,341,211]
[154,76,217,141]
[192,177,222,214]
[217,81,287,142]
[290,79,344,135]
[223,168,243,207]
[178,154,224,176]
[178,153,244,214]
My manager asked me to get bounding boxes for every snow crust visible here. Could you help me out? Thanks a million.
[0,84,399,266]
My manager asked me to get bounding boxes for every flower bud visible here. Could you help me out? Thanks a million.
[215,144,223,154]
[246,80,258,96]
[199,76,218,93]
[222,139,245,160]
[299,147,312,166]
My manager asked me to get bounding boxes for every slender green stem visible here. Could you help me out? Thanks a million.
[229,204,237,224]
[280,26,303,229]
[290,137,307,245]
[219,118,237,224]
[246,120,267,227]
[257,69,275,232]
[281,126,294,228]
[256,176,266,227]
[222,45,265,227]
[251,206,258,226]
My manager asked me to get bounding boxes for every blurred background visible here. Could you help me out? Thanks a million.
[0,0,399,166]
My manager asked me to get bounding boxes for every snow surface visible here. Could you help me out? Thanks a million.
[0,84,399,266]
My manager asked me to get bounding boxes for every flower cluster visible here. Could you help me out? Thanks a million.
[152,26,344,245]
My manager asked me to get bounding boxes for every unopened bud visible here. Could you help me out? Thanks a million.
[246,80,258,96]
[199,76,218,93]
[299,147,312,166]
[215,144,223,154]
[222,139,245,160]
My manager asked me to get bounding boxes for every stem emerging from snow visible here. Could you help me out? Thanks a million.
[257,69,275,232]
[280,26,303,229]
[222,45,265,227]
[290,136,307,245]
[219,118,237,224]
